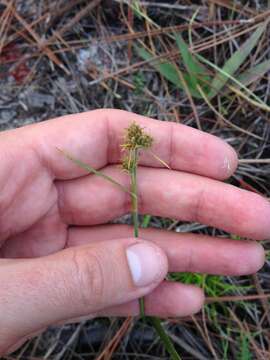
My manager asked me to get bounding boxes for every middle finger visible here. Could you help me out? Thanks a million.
[57,166,270,240]
[67,225,265,276]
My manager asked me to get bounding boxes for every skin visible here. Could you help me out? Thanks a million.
[0,109,268,354]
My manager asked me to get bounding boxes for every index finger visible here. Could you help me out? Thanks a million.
[15,109,238,180]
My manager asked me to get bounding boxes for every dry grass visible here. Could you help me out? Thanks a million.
[0,0,270,359]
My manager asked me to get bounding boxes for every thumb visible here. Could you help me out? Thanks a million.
[0,238,168,353]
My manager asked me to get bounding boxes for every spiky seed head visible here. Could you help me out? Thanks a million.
[121,154,136,171]
[121,122,153,151]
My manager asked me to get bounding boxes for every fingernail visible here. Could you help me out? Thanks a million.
[126,242,167,287]
[221,148,238,177]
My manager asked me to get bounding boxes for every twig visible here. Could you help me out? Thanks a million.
[239,159,270,164]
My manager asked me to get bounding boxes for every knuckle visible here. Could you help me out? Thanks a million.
[193,188,206,223]
[184,247,194,272]
[56,182,76,225]
[69,247,105,310]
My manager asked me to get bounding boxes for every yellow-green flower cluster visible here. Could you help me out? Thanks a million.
[121,122,153,151]
[121,122,153,171]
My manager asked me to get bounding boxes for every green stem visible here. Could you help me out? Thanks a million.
[130,148,181,360]
[150,317,182,360]
[130,149,145,317]
[131,149,139,238]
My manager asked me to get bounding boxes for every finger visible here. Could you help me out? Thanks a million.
[8,109,237,180]
[2,225,264,276]
[98,281,205,318]
[0,238,168,354]
[56,281,205,321]
[57,166,270,240]
[66,225,265,276]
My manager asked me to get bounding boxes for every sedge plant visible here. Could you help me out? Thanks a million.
[59,122,181,360]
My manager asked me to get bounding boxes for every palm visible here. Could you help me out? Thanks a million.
[0,109,268,279]
[0,153,64,257]
[0,110,269,355]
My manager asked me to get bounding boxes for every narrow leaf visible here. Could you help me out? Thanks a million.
[236,59,270,87]
[57,148,135,197]
[208,21,267,98]
[135,46,181,86]
[149,150,171,169]
[134,45,201,98]
[196,53,270,110]
[174,32,210,92]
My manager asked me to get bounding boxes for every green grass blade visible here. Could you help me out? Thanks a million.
[174,32,210,93]
[150,317,182,360]
[57,148,134,197]
[208,21,267,98]
[236,59,270,87]
[239,333,252,360]
[134,45,201,98]
[196,54,270,111]
[135,45,182,86]
[141,214,151,228]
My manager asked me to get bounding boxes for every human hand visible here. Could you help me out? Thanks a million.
[0,109,268,354]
